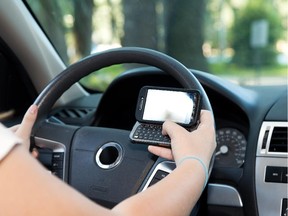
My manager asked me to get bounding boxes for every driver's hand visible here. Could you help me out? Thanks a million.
[148,110,216,167]
[9,104,38,155]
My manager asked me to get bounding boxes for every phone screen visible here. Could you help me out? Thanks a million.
[142,89,197,125]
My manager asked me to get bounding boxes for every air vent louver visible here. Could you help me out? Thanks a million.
[55,108,91,119]
[269,127,288,153]
[51,108,96,126]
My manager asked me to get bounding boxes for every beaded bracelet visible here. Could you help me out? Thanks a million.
[177,156,209,189]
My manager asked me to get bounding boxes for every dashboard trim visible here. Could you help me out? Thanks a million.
[34,137,66,180]
[257,121,288,157]
[256,121,288,216]
[207,183,243,207]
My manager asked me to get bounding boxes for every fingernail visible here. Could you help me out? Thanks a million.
[29,104,38,115]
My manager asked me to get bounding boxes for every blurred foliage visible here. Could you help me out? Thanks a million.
[230,0,283,67]
[210,62,287,76]
[79,64,125,92]
[26,0,287,90]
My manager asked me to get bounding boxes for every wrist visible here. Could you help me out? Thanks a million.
[177,156,209,189]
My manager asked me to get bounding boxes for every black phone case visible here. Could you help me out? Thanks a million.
[135,86,201,127]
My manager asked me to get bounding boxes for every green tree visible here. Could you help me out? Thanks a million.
[73,0,94,58]
[230,0,282,67]
[121,0,208,72]
[122,0,158,49]
[165,0,208,71]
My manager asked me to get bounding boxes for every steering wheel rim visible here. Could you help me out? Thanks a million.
[32,47,214,208]
[34,47,212,121]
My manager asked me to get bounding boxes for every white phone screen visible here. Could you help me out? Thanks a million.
[143,89,194,124]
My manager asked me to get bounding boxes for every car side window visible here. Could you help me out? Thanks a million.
[0,42,37,126]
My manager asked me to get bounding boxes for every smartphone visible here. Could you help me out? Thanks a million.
[130,86,201,146]
[136,86,201,127]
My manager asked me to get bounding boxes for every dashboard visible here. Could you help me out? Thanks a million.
[43,67,287,216]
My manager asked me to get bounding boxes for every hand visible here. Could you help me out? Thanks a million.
[9,104,38,155]
[148,110,216,167]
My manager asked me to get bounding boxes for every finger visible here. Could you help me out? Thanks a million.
[197,110,215,130]
[15,104,38,139]
[148,145,174,160]
[31,148,39,158]
[162,120,186,139]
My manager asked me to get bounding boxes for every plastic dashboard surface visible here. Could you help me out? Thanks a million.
[47,68,287,215]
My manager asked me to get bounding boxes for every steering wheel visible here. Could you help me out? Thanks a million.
[32,47,213,208]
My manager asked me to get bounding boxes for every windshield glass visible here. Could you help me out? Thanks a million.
[25,0,287,91]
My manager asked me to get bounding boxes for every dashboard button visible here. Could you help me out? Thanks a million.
[52,161,63,169]
[265,166,282,183]
[53,152,64,161]
[154,170,169,180]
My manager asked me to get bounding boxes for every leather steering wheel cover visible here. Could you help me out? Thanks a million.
[34,47,212,122]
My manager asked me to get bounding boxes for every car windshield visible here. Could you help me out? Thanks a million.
[24,0,287,91]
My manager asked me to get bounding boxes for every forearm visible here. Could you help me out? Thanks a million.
[0,144,206,216]
[112,160,205,216]
[0,145,112,216]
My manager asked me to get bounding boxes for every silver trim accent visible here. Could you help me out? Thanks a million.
[95,142,123,169]
[142,162,243,208]
[142,161,176,191]
[34,137,66,180]
[255,157,288,216]
[207,183,243,207]
[256,121,288,216]
[257,121,288,157]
